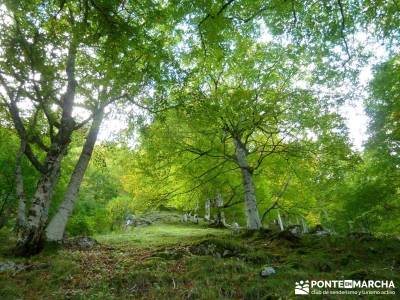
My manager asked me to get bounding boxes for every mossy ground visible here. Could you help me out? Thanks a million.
[0,223,399,299]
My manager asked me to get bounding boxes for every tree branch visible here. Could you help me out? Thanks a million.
[337,0,351,62]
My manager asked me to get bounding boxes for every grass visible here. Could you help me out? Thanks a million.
[0,223,399,299]
[95,223,229,248]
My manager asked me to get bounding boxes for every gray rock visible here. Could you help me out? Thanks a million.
[230,222,241,234]
[0,261,49,273]
[288,225,302,236]
[65,236,98,249]
[260,266,276,277]
[76,236,97,248]
[0,261,20,272]
[206,243,217,255]
[315,230,330,236]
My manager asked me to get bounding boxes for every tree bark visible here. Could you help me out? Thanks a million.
[215,193,227,226]
[204,199,211,221]
[301,217,308,233]
[233,138,261,230]
[0,191,14,230]
[45,108,104,241]
[15,140,27,231]
[210,194,227,227]
[15,147,66,256]
[277,210,284,231]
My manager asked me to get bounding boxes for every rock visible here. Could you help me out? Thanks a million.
[230,222,240,234]
[260,266,276,277]
[276,229,301,243]
[0,261,49,273]
[287,225,302,237]
[206,243,217,255]
[0,261,20,272]
[309,224,331,236]
[310,224,325,233]
[314,230,330,236]
[64,236,98,249]
[190,239,244,258]
[135,217,153,227]
[155,249,186,260]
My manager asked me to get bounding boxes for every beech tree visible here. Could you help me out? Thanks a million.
[0,0,398,255]
[129,35,351,229]
[0,0,180,255]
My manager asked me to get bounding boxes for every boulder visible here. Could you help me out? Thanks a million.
[276,229,301,243]
[314,230,330,236]
[64,236,98,249]
[287,225,302,237]
[310,224,331,236]
[260,266,276,277]
[222,249,232,257]
[135,218,153,227]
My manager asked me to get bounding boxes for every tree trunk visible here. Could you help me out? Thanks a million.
[15,141,27,231]
[233,138,261,230]
[45,108,104,241]
[215,194,226,226]
[277,210,284,231]
[0,192,13,230]
[12,37,78,256]
[15,149,65,256]
[204,199,211,221]
[301,217,308,233]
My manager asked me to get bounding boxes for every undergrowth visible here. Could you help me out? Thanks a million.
[0,224,399,299]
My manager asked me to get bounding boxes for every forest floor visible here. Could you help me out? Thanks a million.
[0,223,399,299]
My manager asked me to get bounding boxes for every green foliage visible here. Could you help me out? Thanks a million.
[0,0,398,241]
[0,126,39,228]
[330,56,400,235]
[65,144,124,235]
[106,195,136,230]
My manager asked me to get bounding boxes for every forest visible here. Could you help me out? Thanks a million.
[0,0,399,299]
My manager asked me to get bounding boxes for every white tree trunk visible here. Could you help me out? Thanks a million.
[15,141,26,230]
[220,211,226,226]
[204,199,211,221]
[16,149,65,255]
[277,210,284,231]
[234,138,261,230]
[212,194,227,226]
[14,38,78,256]
[46,108,104,241]
[301,217,308,233]
[216,194,227,226]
